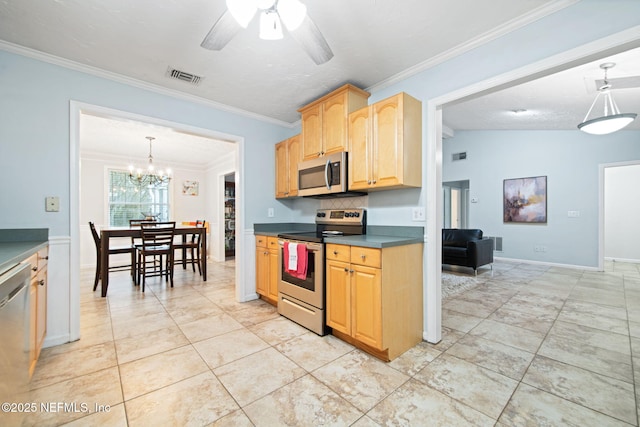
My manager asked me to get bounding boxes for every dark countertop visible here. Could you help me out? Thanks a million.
[254,223,423,248]
[0,229,49,274]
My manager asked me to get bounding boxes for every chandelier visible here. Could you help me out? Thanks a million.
[128,136,172,187]
[578,62,637,135]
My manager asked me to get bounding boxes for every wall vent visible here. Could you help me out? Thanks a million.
[486,236,503,252]
[166,67,203,86]
[452,152,467,161]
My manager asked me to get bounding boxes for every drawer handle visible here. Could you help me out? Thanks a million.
[40,256,49,260]
[38,280,45,286]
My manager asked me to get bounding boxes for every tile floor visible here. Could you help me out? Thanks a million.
[14,259,640,426]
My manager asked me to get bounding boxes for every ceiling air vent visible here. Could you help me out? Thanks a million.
[452,152,467,161]
[166,67,203,86]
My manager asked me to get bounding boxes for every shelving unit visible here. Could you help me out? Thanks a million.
[224,181,235,258]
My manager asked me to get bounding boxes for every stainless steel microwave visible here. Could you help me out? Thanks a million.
[297,152,349,197]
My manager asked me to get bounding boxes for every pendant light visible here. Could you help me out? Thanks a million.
[578,62,637,135]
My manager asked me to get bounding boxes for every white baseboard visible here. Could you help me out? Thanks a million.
[494,256,600,272]
[605,257,640,264]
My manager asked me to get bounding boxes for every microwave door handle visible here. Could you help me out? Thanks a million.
[325,159,331,190]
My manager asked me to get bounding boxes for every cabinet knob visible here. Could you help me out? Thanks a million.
[372,180,377,184]
[344,267,349,272]
[367,180,371,185]
[333,250,338,255]
[32,266,37,272]
[349,269,354,273]
[38,280,45,286]
[361,254,366,260]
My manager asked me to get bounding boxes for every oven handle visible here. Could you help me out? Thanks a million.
[278,239,323,252]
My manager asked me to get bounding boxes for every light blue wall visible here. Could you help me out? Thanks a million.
[0,50,294,234]
[443,130,640,267]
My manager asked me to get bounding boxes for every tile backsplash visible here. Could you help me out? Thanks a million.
[320,196,368,210]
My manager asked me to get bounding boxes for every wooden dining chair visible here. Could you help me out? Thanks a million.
[89,222,135,291]
[174,220,205,275]
[129,219,157,285]
[137,221,176,292]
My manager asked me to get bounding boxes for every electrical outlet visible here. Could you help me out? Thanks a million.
[267,208,274,218]
[567,210,580,218]
[411,207,425,221]
[45,196,60,212]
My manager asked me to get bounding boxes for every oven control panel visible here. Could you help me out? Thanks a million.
[316,209,366,225]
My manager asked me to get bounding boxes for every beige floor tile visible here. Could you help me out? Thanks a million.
[194,328,270,369]
[178,312,244,343]
[469,319,546,353]
[31,341,118,389]
[244,374,363,426]
[312,351,409,412]
[209,409,255,427]
[388,341,442,377]
[25,367,123,427]
[488,305,555,334]
[125,372,238,427]
[499,383,631,427]
[213,347,306,407]
[366,378,495,426]
[111,311,177,340]
[248,315,309,345]
[119,345,209,400]
[59,403,127,427]
[441,308,484,333]
[275,331,355,372]
[558,299,629,335]
[522,355,636,425]
[115,325,189,364]
[414,353,518,419]
[445,334,535,381]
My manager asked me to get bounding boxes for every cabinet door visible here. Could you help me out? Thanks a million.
[275,139,289,198]
[29,280,37,377]
[267,249,279,301]
[301,104,322,160]
[348,106,371,190]
[255,248,269,296]
[287,135,300,196]
[351,265,382,350]
[322,92,348,156]
[372,96,402,188]
[326,259,351,335]
[36,268,47,351]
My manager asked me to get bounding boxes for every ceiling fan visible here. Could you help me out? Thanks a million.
[201,0,334,65]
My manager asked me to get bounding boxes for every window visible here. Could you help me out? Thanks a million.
[108,170,170,226]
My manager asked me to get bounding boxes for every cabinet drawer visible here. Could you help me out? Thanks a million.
[255,235,268,248]
[326,244,350,262]
[26,253,38,278]
[37,247,49,271]
[267,237,279,250]
[350,247,381,268]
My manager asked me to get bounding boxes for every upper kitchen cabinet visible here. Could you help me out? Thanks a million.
[348,92,422,191]
[275,134,300,198]
[298,84,370,161]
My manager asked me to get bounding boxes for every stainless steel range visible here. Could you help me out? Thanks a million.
[277,208,366,335]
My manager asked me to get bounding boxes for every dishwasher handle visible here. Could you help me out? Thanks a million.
[0,264,30,310]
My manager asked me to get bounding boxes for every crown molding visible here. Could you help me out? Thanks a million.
[366,0,580,94]
[0,40,295,129]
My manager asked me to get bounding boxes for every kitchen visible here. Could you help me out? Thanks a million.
[1,0,640,425]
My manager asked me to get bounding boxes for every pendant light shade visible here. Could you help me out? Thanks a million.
[226,0,258,28]
[578,63,637,135]
[278,0,307,31]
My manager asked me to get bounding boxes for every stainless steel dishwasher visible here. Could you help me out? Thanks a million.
[0,262,31,424]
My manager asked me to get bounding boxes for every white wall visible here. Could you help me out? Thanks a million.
[605,163,640,262]
[206,152,235,262]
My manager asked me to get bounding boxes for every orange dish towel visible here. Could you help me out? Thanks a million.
[284,242,308,280]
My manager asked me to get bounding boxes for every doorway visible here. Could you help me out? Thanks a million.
[443,180,469,229]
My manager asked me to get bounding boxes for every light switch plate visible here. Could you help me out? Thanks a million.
[411,207,425,221]
[45,196,60,212]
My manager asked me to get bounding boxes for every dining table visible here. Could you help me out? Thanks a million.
[99,224,207,297]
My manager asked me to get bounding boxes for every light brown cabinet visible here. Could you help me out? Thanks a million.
[275,134,300,198]
[348,92,422,191]
[298,84,370,161]
[27,245,48,377]
[326,242,423,361]
[255,235,279,305]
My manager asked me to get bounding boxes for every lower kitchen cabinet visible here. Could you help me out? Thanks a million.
[27,245,48,377]
[255,235,279,306]
[326,243,422,361]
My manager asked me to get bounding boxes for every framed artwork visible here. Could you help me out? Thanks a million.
[503,176,547,223]
[182,180,199,196]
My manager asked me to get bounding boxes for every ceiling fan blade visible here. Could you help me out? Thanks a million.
[201,10,241,51]
[288,15,334,65]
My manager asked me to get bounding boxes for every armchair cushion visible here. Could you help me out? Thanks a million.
[442,228,493,271]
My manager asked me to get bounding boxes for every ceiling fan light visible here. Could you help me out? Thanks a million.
[278,0,307,31]
[259,11,283,40]
[578,113,637,135]
[226,0,257,28]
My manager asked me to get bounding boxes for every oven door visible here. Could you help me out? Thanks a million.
[277,239,324,309]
